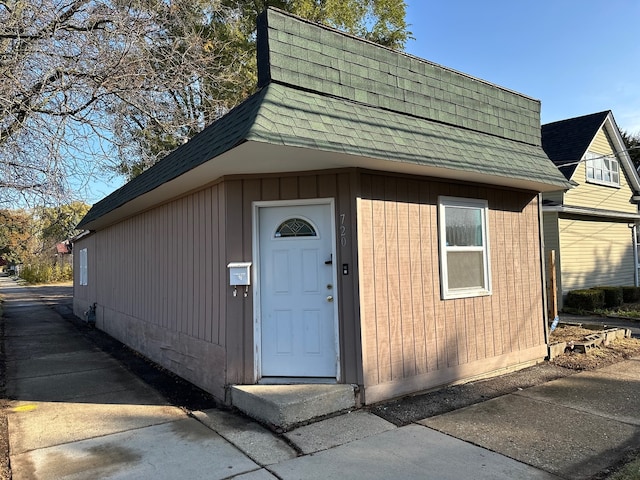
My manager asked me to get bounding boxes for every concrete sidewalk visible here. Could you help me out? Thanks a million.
[2,276,639,479]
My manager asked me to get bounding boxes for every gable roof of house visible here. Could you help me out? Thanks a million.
[79,8,572,231]
[541,110,610,179]
[541,110,640,196]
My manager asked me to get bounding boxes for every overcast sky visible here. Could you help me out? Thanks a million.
[404,0,640,132]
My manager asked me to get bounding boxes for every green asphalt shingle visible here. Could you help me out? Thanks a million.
[258,10,542,146]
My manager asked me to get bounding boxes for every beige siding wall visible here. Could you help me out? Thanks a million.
[73,170,361,400]
[88,184,229,398]
[558,216,635,296]
[564,128,637,213]
[226,171,361,386]
[357,174,547,403]
[73,234,97,318]
[73,167,551,404]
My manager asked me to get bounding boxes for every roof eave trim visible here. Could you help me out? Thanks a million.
[602,111,640,195]
[542,204,640,220]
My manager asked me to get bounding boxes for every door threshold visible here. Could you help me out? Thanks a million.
[258,377,337,385]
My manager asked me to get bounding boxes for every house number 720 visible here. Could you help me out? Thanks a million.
[340,213,347,247]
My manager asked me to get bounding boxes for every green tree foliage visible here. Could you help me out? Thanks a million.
[19,262,73,283]
[34,201,90,250]
[286,0,410,47]
[115,0,412,179]
[0,202,88,266]
[0,209,34,264]
[620,130,640,170]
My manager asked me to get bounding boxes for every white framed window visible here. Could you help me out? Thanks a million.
[585,151,620,187]
[438,196,491,299]
[79,248,88,286]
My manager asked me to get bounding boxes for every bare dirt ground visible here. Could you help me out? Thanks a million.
[549,325,640,370]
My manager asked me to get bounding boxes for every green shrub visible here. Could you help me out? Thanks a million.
[19,261,73,284]
[565,289,605,311]
[594,286,623,308]
[622,286,640,303]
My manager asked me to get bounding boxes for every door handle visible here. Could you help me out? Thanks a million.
[326,295,334,302]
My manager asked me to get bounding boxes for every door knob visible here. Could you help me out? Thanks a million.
[327,295,334,302]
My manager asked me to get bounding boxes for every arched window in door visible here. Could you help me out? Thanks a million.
[274,217,317,238]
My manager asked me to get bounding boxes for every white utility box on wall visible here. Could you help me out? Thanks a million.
[227,262,252,286]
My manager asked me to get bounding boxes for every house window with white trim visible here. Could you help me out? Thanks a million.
[79,248,88,286]
[585,151,619,186]
[438,197,491,299]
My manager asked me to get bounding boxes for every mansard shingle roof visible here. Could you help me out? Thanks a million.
[79,8,571,230]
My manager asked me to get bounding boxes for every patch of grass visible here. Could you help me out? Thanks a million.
[600,308,640,319]
[596,299,640,319]
[607,454,640,479]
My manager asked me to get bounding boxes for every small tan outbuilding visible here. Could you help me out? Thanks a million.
[74,8,571,405]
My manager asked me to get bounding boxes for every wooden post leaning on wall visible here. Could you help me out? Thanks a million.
[548,250,558,325]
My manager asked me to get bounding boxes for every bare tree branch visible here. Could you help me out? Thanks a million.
[0,0,241,206]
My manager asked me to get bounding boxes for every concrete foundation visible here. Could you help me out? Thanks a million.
[230,384,357,430]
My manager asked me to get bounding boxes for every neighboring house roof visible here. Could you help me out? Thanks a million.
[541,110,640,195]
[541,111,610,179]
[79,8,572,231]
[56,242,72,254]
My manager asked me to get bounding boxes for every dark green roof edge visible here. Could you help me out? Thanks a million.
[247,83,570,189]
[78,87,268,229]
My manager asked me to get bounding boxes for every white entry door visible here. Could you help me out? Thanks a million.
[259,203,337,378]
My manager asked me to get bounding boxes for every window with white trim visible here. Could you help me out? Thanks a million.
[438,197,491,299]
[79,248,88,286]
[585,151,619,186]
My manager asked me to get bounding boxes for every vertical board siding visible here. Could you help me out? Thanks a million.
[358,173,546,393]
[72,234,97,319]
[358,175,379,386]
[94,184,226,345]
[226,171,359,385]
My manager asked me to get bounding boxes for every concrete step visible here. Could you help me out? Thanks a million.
[230,384,357,430]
